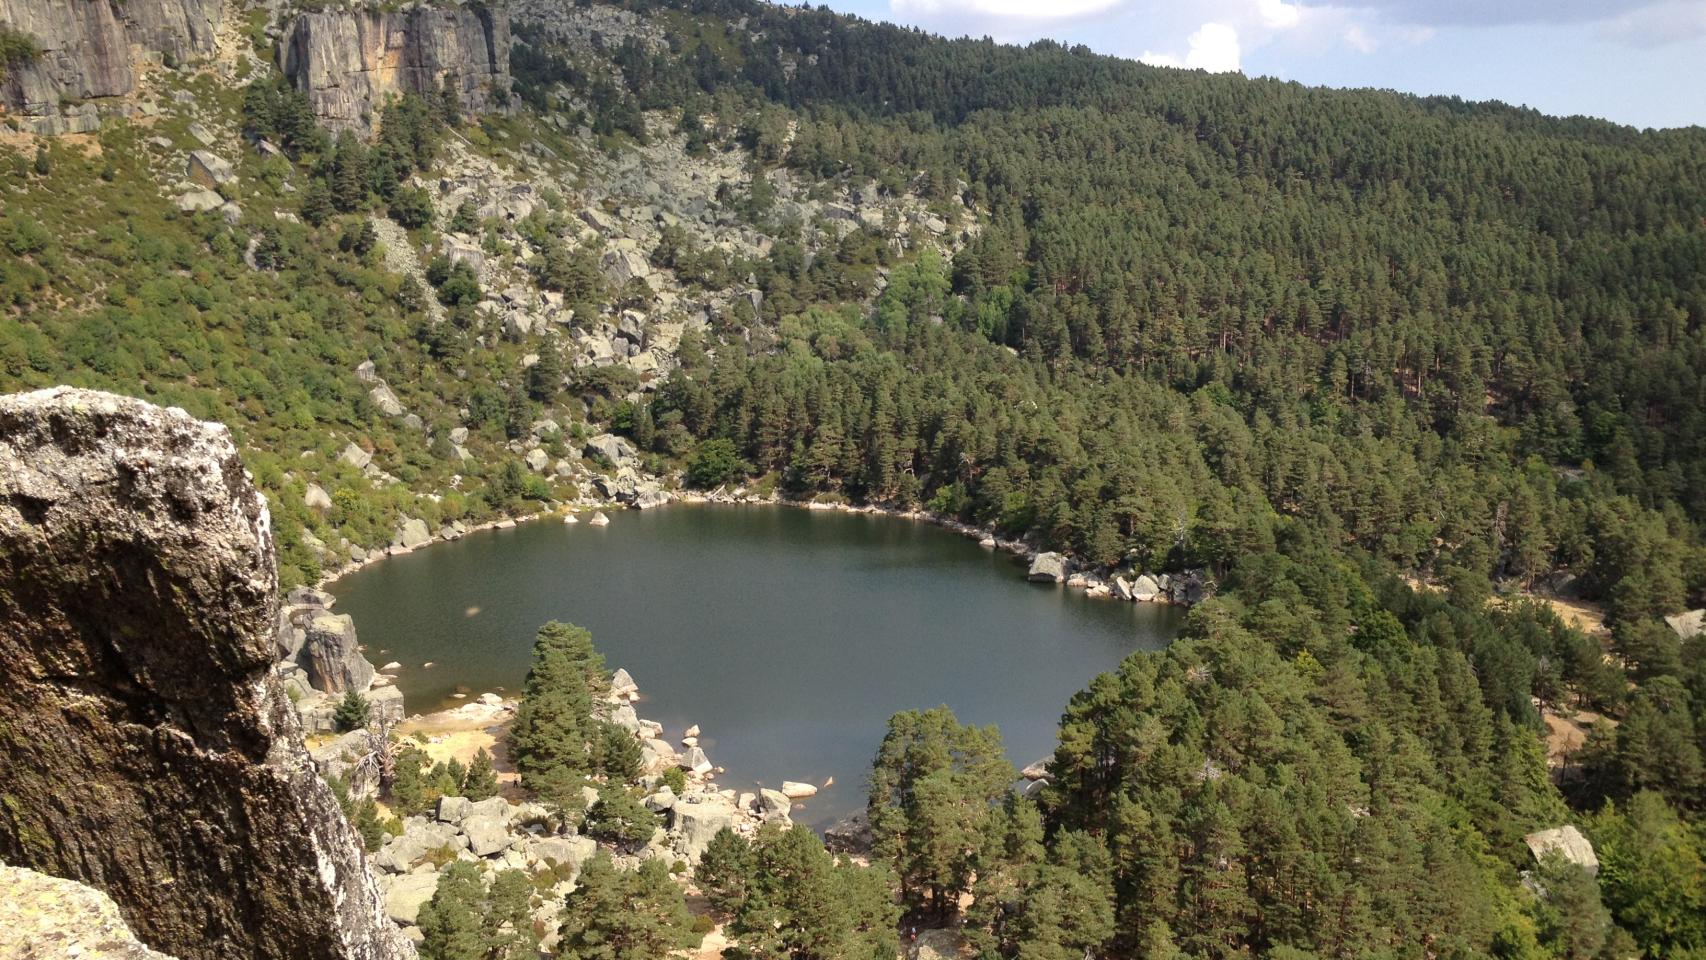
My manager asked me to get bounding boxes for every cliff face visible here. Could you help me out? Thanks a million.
[281,3,511,131]
[0,388,412,960]
[0,0,225,131]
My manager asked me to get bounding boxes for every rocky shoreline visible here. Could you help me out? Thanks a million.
[316,481,1211,608]
[310,677,809,949]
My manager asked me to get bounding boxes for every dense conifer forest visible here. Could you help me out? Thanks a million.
[2,0,1704,956]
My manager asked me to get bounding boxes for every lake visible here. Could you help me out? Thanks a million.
[329,505,1181,825]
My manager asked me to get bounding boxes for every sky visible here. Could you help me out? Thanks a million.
[808,0,1706,129]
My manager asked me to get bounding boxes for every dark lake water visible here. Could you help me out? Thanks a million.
[329,505,1181,825]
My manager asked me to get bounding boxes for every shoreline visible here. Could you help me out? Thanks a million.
[316,485,1202,608]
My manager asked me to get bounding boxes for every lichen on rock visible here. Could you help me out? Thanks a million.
[0,387,412,960]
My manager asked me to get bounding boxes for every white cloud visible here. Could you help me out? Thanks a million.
[1342,23,1377,52]
[1141,21,1243,71]
[891,0,1128,21]
[1598,0,1706,45]
[1257,0,1302,29]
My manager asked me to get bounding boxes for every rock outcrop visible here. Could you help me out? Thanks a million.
[281,3,511,131]
[0,0,225,133]
[273,587,403,734]
[0,863,178,960]
[0,388,411,960]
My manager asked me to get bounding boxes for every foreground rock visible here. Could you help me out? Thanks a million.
[0,388,410,960]
[0,864,177,960]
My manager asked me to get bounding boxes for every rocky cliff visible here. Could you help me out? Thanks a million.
[0,388,412,960]
[281,2,511,130]
[0,0,225,133]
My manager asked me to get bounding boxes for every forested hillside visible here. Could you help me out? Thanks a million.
[2,0,1704,956]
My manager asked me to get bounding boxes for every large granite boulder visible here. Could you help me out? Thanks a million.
[670,795,741,862]
[462,815,514,857]
[381,873,441,925]
[393,516,431,550]
[304,612,375,694]
[1027,552,1069,583]
[0,388,410,960]
[524,836,597,877]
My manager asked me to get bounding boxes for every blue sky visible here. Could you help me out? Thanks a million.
[809,0,1706,129]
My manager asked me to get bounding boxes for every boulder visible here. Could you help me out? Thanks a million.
[1027,552,1069,583]
[187,150,235,187]
[758,789,792,821]
[175,188,224,212]
[373,821,464,873]
[462,815,514,857]
[1665,609,1705,640]
[1129,574,1162,601]
[525,836,597,876]
[640,739,678,773]
[302,613,374,694]
[643,786,677,813]
[671,795,741,861]
[465,796,510,821]
[916,929,963,960]
[338,442,372,470]
[394,517,431,550]
[304,483,333,512]
[584,434,636,464]
[632,486,671,510]
[1111,576,1135,601]
[780,781,818,800]
[680,746,714,776]
[525,448,549,472]
[444,237,485,276]
[436,796,473,824]
[588,511,611,526]
[608,702,642,735]
[1524,825,1599,876]
[367,384,405,417]
[600,246,651,286]
[610,667,639,699]
[382,872,441,925]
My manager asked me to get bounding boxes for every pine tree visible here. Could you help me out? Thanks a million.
[508,622,609,797]
[526,348,563,404]
[333,690,370,732]
[418,862,539,960]
[328,131,369,211]
[557,854,697,960]
[582,784,657,846]
[868,706,1013,917]
[300,179,334,227]
[463,748,499,802]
